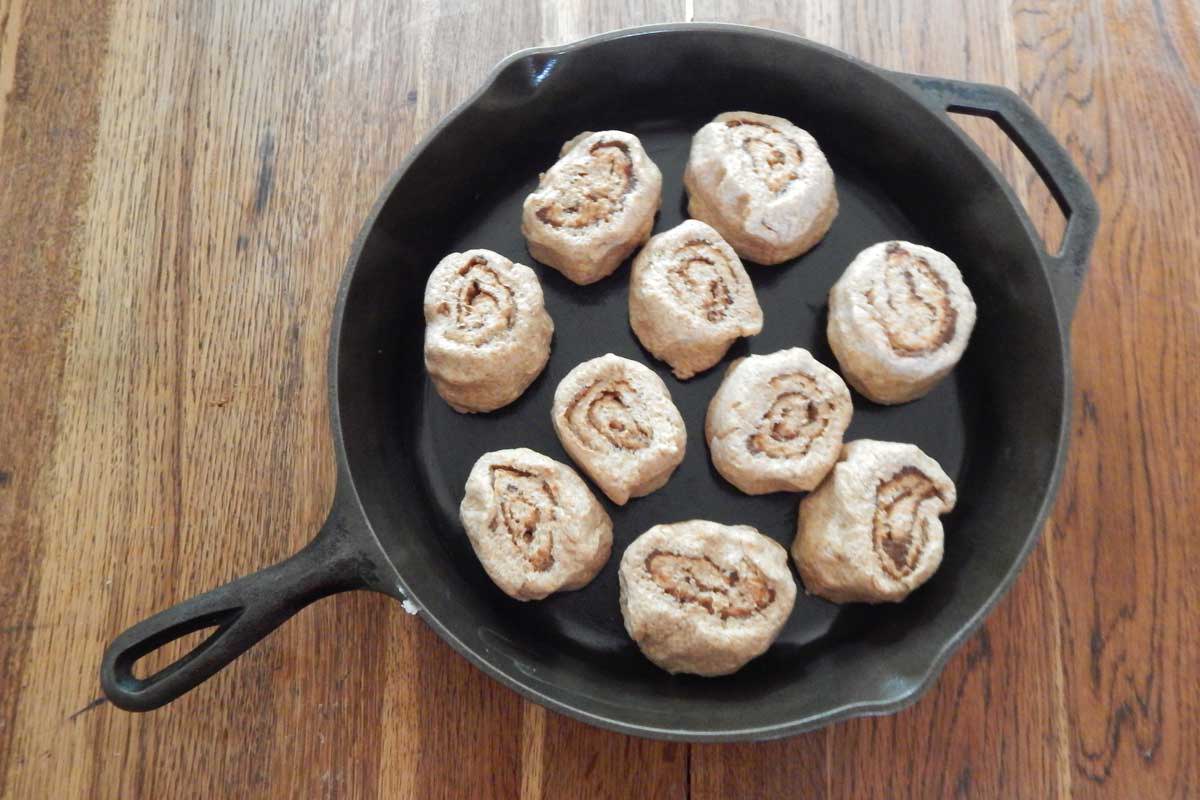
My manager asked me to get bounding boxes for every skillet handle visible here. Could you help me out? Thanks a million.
[100,507,370,711]
[903,75,1099,320]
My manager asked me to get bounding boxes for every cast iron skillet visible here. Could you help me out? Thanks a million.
[100,23,1097,741]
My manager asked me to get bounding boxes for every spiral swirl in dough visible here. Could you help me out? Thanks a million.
[706,348,852,494]
[629,220,763,379]
[423,249,553,413]
[619,520,797,676]
[551,354,686,505]
[459,448,612,601]
[684,111,837,265]
[827,241,976,405]
[522,130,663,285]
[792,439,956,603]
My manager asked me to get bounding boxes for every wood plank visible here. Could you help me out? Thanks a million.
[0,0,27,141]
[0,0,114,795]
[1017,1,1200,796]
[692,737,827,799]
[532,709,689,799]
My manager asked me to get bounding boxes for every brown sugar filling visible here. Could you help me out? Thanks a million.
[747,372,835,459]
[535,141,636,229]
[666,239,738,323]
[438,256,516,347]
[565,378,652,453]
[645,550,775,619]
[865,242,958,357]
[488,466,556,571]
[872,466,944,579]
[725,118,804,195]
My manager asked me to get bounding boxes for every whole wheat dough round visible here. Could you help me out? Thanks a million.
[792,439,956,603]
[706,348,852,494]
[629,220,763,379]
[459,448,612,601]
[683,111,837,265]
[551,354,686,505]
[522,130,663,285]
[827,241,976,404]
[423,249,554,413]
[619,520,797,676]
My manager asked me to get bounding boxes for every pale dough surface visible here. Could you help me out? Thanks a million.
[706,348,852,494]
[619,520,797,676]
[522,130,662,285]
[827,240,976,404]
[792,439,956,603]
[460,448,612,601]
[629,219,763,379]
[684,111,837,265]
[423,249,553,413]
[551,354,686,505]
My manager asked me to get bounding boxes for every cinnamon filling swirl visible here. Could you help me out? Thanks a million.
[534,141,636,229]
[438,256,516,347]
[645,551,775,619]
[488,466,556,571]
[725,118,805,195]
[747,372,836,459]
[872,466,944,579]
[566,379,652,452]
[666,239,739,322]
[867,243,958,357]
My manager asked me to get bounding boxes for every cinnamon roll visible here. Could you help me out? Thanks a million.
[423,249,554,413]
[551,354,686,505]
[706,348,852,494]
[827,241,976,404]
[792,439,956,603]
[459,448,612,601]
[629,220,763,379]
[521,130,663,285]
[619,520,796,676]
[683,111,837,265]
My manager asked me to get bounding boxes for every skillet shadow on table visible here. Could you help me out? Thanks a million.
[337,44,1064,732]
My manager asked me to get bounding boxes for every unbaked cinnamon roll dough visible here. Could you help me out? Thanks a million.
[522,130,663,285]
[619,520,797,676]
[423,249,554,413]
[684,111,837,265]
[551,354,686,505]
[827,241,976,404]
[460,448,612,601]
[706,348,852,494]
[792,439,956,603]
[629,220,763,379]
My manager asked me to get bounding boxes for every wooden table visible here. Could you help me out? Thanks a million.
[2,1,1196,797]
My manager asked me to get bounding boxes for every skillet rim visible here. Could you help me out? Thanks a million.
[328,22,1076,741]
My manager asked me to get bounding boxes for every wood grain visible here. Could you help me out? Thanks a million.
[0,0,114,794]
[1,1,1196,798]
[1028,2,1200,795]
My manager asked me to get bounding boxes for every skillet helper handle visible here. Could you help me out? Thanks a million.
[100,515,368,711]
[904,74,1099,320]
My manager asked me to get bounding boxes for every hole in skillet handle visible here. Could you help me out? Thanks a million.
[948,113,1067,255]
[898,73,1099,321]
[100,512,371,712]
[124,611,241,683]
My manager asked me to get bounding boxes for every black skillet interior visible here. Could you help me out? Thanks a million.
[335,28,1075,738]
